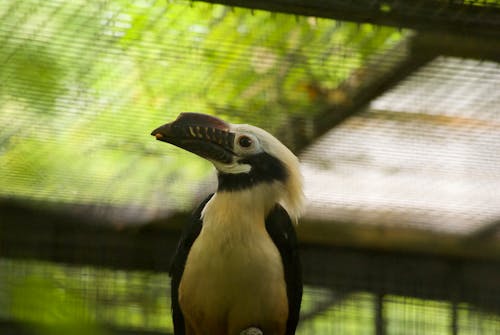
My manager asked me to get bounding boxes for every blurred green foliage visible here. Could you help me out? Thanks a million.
[2,259,171,333]
[0,0,402,211]
[11,277,108,335]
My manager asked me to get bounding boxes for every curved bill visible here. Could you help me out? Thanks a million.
[151,113,236,164]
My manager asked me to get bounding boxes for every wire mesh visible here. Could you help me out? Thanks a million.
[0,0,499,334]
[301,56,500,235]
[0,258,171,333]
[0,0,404,213]
[1,256,499,334]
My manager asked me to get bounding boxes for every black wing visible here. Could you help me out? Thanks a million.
[265,204,303,335]
[169,194,214,335]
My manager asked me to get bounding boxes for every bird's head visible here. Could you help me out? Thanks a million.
[152,113,304,221]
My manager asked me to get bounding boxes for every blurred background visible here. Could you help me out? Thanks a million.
[0,0,499,334]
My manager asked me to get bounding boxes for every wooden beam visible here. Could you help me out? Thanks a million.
[0,320,171,335]
[412,31,500,62]
[194,0,500,38]
[2,198,499,264]
[296,219,500,261]
[1,200,499,313]
[0,200,181,272]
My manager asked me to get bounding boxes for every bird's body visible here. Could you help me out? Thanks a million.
[180,190,289,335]
[152,113,304,335]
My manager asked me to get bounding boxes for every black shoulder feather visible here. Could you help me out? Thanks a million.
[265,205,303,335]
[169,194,214,335]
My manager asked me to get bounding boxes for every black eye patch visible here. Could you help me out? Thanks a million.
[217,152,288,191]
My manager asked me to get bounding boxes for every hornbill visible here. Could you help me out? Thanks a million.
[151,113,304,335]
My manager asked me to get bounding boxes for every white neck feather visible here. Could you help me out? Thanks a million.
[201,183,281,226]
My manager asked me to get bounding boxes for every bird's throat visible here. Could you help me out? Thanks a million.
[202,184,281,231]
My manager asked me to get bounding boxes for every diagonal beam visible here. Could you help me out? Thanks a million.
[284,35,436,152]
[465,220,500,242]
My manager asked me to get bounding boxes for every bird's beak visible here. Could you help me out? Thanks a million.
[151,113,235,164]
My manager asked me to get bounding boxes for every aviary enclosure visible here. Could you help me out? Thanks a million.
[0,0,499,334]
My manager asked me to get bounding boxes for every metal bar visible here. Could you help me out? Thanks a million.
[375,293,386,335]
[451,301,459,335]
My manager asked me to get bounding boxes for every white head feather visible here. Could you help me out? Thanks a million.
[213,123,305,223]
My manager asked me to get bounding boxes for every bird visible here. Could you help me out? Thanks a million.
[151,112,304,335]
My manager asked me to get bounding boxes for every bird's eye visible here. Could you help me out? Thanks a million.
[238,135,253,148]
